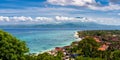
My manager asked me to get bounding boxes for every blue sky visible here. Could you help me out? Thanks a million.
[0,0,120,25]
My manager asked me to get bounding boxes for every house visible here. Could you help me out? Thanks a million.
[93,37,101,43]
[55,47,63,51]
[98,44,109,51]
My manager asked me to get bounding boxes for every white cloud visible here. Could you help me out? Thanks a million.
[47,0,96,6]
[54,16,91,23]
[55,16,74,21]
[47,0,120,11]
[11,16,33,22]
[35,17,52,21]
[0,16,92,24]
[0,16,10,22]
[88,3,120,11]
[0,16,120,25]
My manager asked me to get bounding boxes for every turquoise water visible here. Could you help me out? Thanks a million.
[3,28,77,53]
[2,26,120,53]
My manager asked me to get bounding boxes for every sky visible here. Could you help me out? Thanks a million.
[0,0,120,25]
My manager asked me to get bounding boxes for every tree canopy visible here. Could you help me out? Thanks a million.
[0,30,120,60]
[0,30,29,60]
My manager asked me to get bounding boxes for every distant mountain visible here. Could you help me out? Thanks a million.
[0,22,120,30]
[31,22,103,28]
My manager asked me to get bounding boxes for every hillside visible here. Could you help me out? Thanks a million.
[67,30,120,60]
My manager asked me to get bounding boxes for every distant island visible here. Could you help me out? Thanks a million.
[0,30,120,60]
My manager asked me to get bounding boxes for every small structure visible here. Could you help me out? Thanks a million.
[98,44,109,51]
[94,37,101,43]
[55,47,63,51]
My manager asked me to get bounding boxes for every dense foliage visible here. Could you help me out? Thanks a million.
[78,30,120,50]
[71,37,100,57]
[0,30,29,60]
[68,30,120,60]
[0,30,120,60]
[75,56,103,60]
[25,51,63,60]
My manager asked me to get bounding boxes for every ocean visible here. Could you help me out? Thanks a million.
[2,28,77,53]
[1,26,120,53]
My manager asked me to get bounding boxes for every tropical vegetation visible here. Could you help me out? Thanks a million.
[0,30,120,60]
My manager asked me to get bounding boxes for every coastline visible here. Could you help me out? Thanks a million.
[1,28,120,60]
[74,31,82,41]
[6,28,77,54]
[34,31,82,55]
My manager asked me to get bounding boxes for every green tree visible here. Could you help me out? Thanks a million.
[75,56,103,60]
[110,50,120,60]
[71,37,100,57]
[55,51,64,60]
[37,53,56,60]
[0,30,29,60]
[37,51,63,60]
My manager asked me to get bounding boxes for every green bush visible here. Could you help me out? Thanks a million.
[0,30,29,60]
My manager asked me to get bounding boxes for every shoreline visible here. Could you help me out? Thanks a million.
[32,31,82,55]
